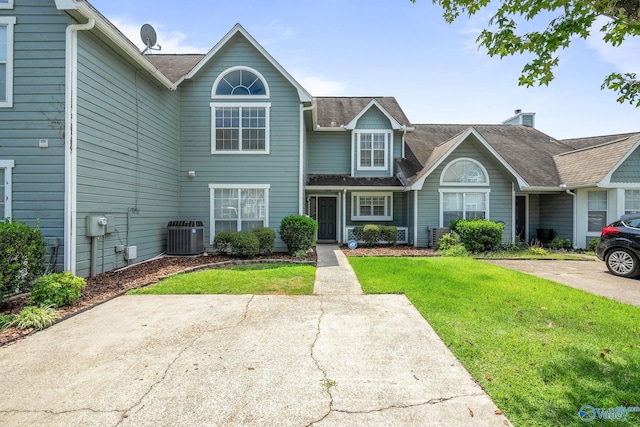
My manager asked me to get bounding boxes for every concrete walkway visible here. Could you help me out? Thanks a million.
[0,245,511,426]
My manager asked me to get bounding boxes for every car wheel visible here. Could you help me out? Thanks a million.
[605,248,640,278]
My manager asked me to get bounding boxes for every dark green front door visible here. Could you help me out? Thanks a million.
[318,197,337,241]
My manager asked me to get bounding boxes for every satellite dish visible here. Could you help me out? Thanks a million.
[140,24,161,54]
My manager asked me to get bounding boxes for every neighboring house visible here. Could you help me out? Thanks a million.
[1,0,639,277]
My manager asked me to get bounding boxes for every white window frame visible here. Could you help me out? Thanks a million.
[625,189,640,214]
[0,0,13,10]
[440,158,490,186]
[0,17,16,108]
[209,183,270,243]
[355,130,391,171]
[210,102,271,155]
[587,190,608,232]
[211,66,270,99]
[351,192,393,221]
[0,160,14,220]
[438,189,491,227]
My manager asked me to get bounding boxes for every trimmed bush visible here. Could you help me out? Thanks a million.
[229,231,260,258]
[351,226,364,242]
[252,227,276,254]
[213,231,235,254]
[380,226,398,245]
[30,272,86,308]
[280,215,318,253]
[362,224,381,247]
[550,237,573,250]
[0,219,46,303]
[453,219,504,253]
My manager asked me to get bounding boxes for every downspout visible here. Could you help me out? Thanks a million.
[561,185,578,248]
[512,182,516,243]
[343,189,347,244]
[413,189,418,247]
[299,101,315,214]
[64,18,95,274]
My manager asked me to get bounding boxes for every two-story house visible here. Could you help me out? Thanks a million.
[1,0,639,277]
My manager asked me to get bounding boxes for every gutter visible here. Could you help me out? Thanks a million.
[63,18,96,274]
[56,0,176,90]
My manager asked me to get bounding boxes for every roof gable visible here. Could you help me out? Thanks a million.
[314,97,411,130]
[177,24,312,102]
[344,99,406,130]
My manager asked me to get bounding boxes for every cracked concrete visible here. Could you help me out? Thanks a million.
[0,246,510,426]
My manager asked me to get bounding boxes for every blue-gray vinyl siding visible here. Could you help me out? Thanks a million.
[306,131,350,174]
[0,1,69,268]
[611,147,640,183]
[533,193,573,243]
[177,34,302,251]
[75,32,180,276]
[415,138,515,247]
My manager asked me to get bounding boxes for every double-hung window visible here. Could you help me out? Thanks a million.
[351,192,393,221]
[625,190,640,214]
[0,160,14,220]
[356,131,390,170]
[209,184,269,240]
[440,191,489,225]
[587,191,607,232]
[0,17,16,108]
[211,67,270,154]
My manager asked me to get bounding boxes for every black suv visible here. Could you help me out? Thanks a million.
[596,214,640,278]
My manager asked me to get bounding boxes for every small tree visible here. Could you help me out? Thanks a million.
[279,215,318,253]
[0,219,46,302]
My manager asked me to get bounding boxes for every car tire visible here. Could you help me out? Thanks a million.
[605,248,640,278]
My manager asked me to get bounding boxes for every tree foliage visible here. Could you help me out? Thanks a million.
[412,0,640,106]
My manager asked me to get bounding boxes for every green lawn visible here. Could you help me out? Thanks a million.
[349,256,640,426]
[129,263,315,295]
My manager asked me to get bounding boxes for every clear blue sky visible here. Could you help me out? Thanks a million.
[90,0,639,139]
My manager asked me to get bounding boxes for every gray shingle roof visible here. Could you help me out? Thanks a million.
[560,132,640,150]
[306,174,403,187]
[554,134,640,187]
[146,54,206,83]
[402,124,577,188]
[315,97,411,128]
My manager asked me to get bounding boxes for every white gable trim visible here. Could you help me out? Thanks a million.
[179,24,312,102]
[599,137,640,187]
[410,127,529,191]
[343,99,405,130]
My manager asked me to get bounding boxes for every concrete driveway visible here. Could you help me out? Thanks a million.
[485,258,640,306]
[0,247,511,427]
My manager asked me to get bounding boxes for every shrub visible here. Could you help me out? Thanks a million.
[453,219,504,253]
[294,249,308,259]
[362,224,381,246]
[549,237,573,250]
[30,272,86,308]
[252,227,276,254]
[437,232,460,251]
[12,306,57,330]
[213,231,235,254]
[280,215,318,253]
[380,226,398,245]
[528,246,549,256]
[0,219,47,303]
[438,244,469,257]
[229,231,260,258]
[588,238,599,252]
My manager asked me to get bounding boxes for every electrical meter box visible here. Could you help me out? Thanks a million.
[86,215,108,237]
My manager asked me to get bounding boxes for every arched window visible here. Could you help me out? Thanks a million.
[441,158,488,185]
[212,67,269,97]
[211,67,270,154]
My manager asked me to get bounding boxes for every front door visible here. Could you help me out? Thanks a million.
[515,196,527,242]
[317,197,337,241]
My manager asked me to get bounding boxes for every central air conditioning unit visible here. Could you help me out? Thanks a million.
[430,227,451,249]
[167,220,205,255]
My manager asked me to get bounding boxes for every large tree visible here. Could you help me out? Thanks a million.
[413,0,640,106]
